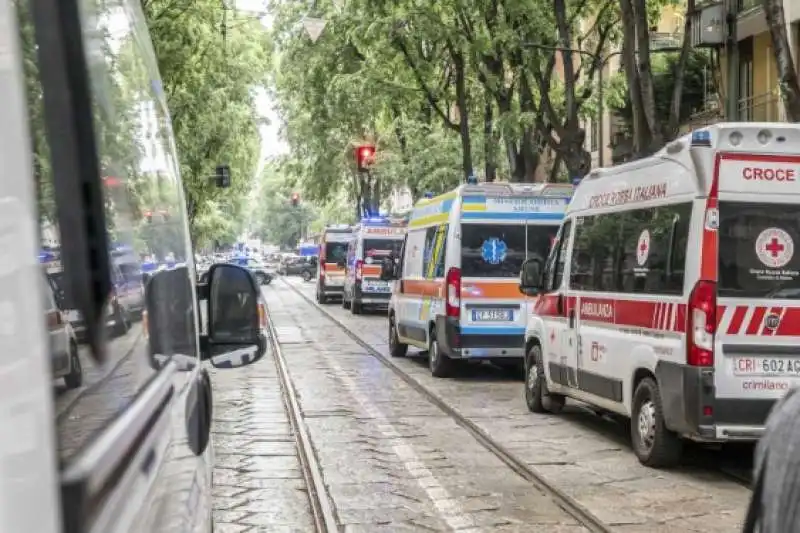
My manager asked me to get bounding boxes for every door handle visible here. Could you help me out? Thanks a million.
[568,310,576,329]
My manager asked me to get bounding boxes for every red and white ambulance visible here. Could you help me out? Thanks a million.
[519,123,800,468]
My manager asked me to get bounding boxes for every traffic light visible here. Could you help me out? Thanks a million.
[290,192,300,207]
[355,145,376,172]
[215,164,231,188]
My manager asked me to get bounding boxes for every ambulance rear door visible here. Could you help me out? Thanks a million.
[458,194,564,357]
[711,141,800,434]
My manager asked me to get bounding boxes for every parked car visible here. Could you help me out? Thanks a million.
[280,255,316,276]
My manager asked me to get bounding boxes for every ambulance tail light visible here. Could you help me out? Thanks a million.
[687,280,716,366]
[355,259,363,281]
[445,267,461,318]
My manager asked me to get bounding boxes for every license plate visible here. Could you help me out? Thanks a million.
[471,309,513,322]
[734,357,800,376]
[362,281,390,293]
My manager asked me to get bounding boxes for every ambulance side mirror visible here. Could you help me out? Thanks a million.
[519,259,543,296]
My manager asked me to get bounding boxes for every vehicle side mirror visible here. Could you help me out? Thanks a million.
[519,258,543,296]
[380,258,397,281]
[204,263,266,369]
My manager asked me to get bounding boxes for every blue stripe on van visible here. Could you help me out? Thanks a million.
[461,212,563,221]
[461,326,526,335]
[462,196,486,204]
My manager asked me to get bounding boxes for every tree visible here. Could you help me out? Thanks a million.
[142,0,270,241]
[762,0,800,121]
[617,0,693,157]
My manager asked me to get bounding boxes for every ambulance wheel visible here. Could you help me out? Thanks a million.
[525,344,564,414]
[428,330,453,378]
[113,305,131,336]
[317,290,327,304]
[389,315,407,358]
[351,300,362,315]
[631,377,683,468]
[64,342,83,390]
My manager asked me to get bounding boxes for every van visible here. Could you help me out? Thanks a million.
[343,216,407,314]
[5,1,267,531]
[384,182,573,377]
[316,224,354,303]
[519,123,800,468]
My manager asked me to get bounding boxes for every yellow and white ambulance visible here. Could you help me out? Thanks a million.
[384,182,573,377]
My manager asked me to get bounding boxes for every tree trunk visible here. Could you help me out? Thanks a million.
[483,89,497,182]
[762,0,800,121]
[451,46,474,181]
[619,0,651,156]
[666,8,693,139]
[518,73,540,182]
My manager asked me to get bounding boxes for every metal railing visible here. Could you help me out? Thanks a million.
[738,0,760,12]
[738,91,783,122]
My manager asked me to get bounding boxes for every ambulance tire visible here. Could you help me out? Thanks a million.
[113,305,131,337]
[428,330,453,378]
[631,377,683,468]
[525,344,564,414]
[64,342,83,390]
[388,314,407,358]
[351,300,362,314]
[317,289,327,304]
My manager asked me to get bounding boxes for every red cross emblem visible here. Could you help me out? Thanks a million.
[639,240,648,254]
[765,237,785,258]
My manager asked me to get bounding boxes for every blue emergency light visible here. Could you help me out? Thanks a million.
[361,216,390,225]
[466,174,478,185]
[423,192,434,199]
[691,130,711,147]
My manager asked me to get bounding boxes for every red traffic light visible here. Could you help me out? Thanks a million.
[355,144,376,171]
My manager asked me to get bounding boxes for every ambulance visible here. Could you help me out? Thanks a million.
[519,123,800,468]
[342,216,407,314]
[382,181,573,377]
[316,224,354,303]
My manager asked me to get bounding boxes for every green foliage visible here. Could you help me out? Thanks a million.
[269,0,629,214]
[143,0,270,244]
[610,49,715,136]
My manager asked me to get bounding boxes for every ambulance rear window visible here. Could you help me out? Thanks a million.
[364,239,402,260]
[460,223,557,278]
[718,201,800,299]
[324,242,348,263]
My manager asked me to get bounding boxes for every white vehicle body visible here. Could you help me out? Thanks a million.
[524,123,800,466]
[388,182,572,377]
[315,225,353,303]
[343,218,406,313]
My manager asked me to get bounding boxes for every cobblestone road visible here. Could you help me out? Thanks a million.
[271,277,752,532]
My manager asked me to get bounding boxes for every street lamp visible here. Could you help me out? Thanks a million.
[521,43,682,168]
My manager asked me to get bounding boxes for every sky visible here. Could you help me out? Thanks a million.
[234,0,289,170]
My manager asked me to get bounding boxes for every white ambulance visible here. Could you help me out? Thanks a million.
[383,181,573,377]
[519,123,800,468]
[342,216,407,314]
[316,224,354,303]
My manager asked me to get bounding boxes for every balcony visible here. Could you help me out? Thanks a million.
[738,91,784,122]
[649,32,684,51]
[737,0,760,13]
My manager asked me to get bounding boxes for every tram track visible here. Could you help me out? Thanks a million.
[276,277,614,533]
[265,299,339,533]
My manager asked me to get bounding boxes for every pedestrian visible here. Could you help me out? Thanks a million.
[743,387,800,532]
